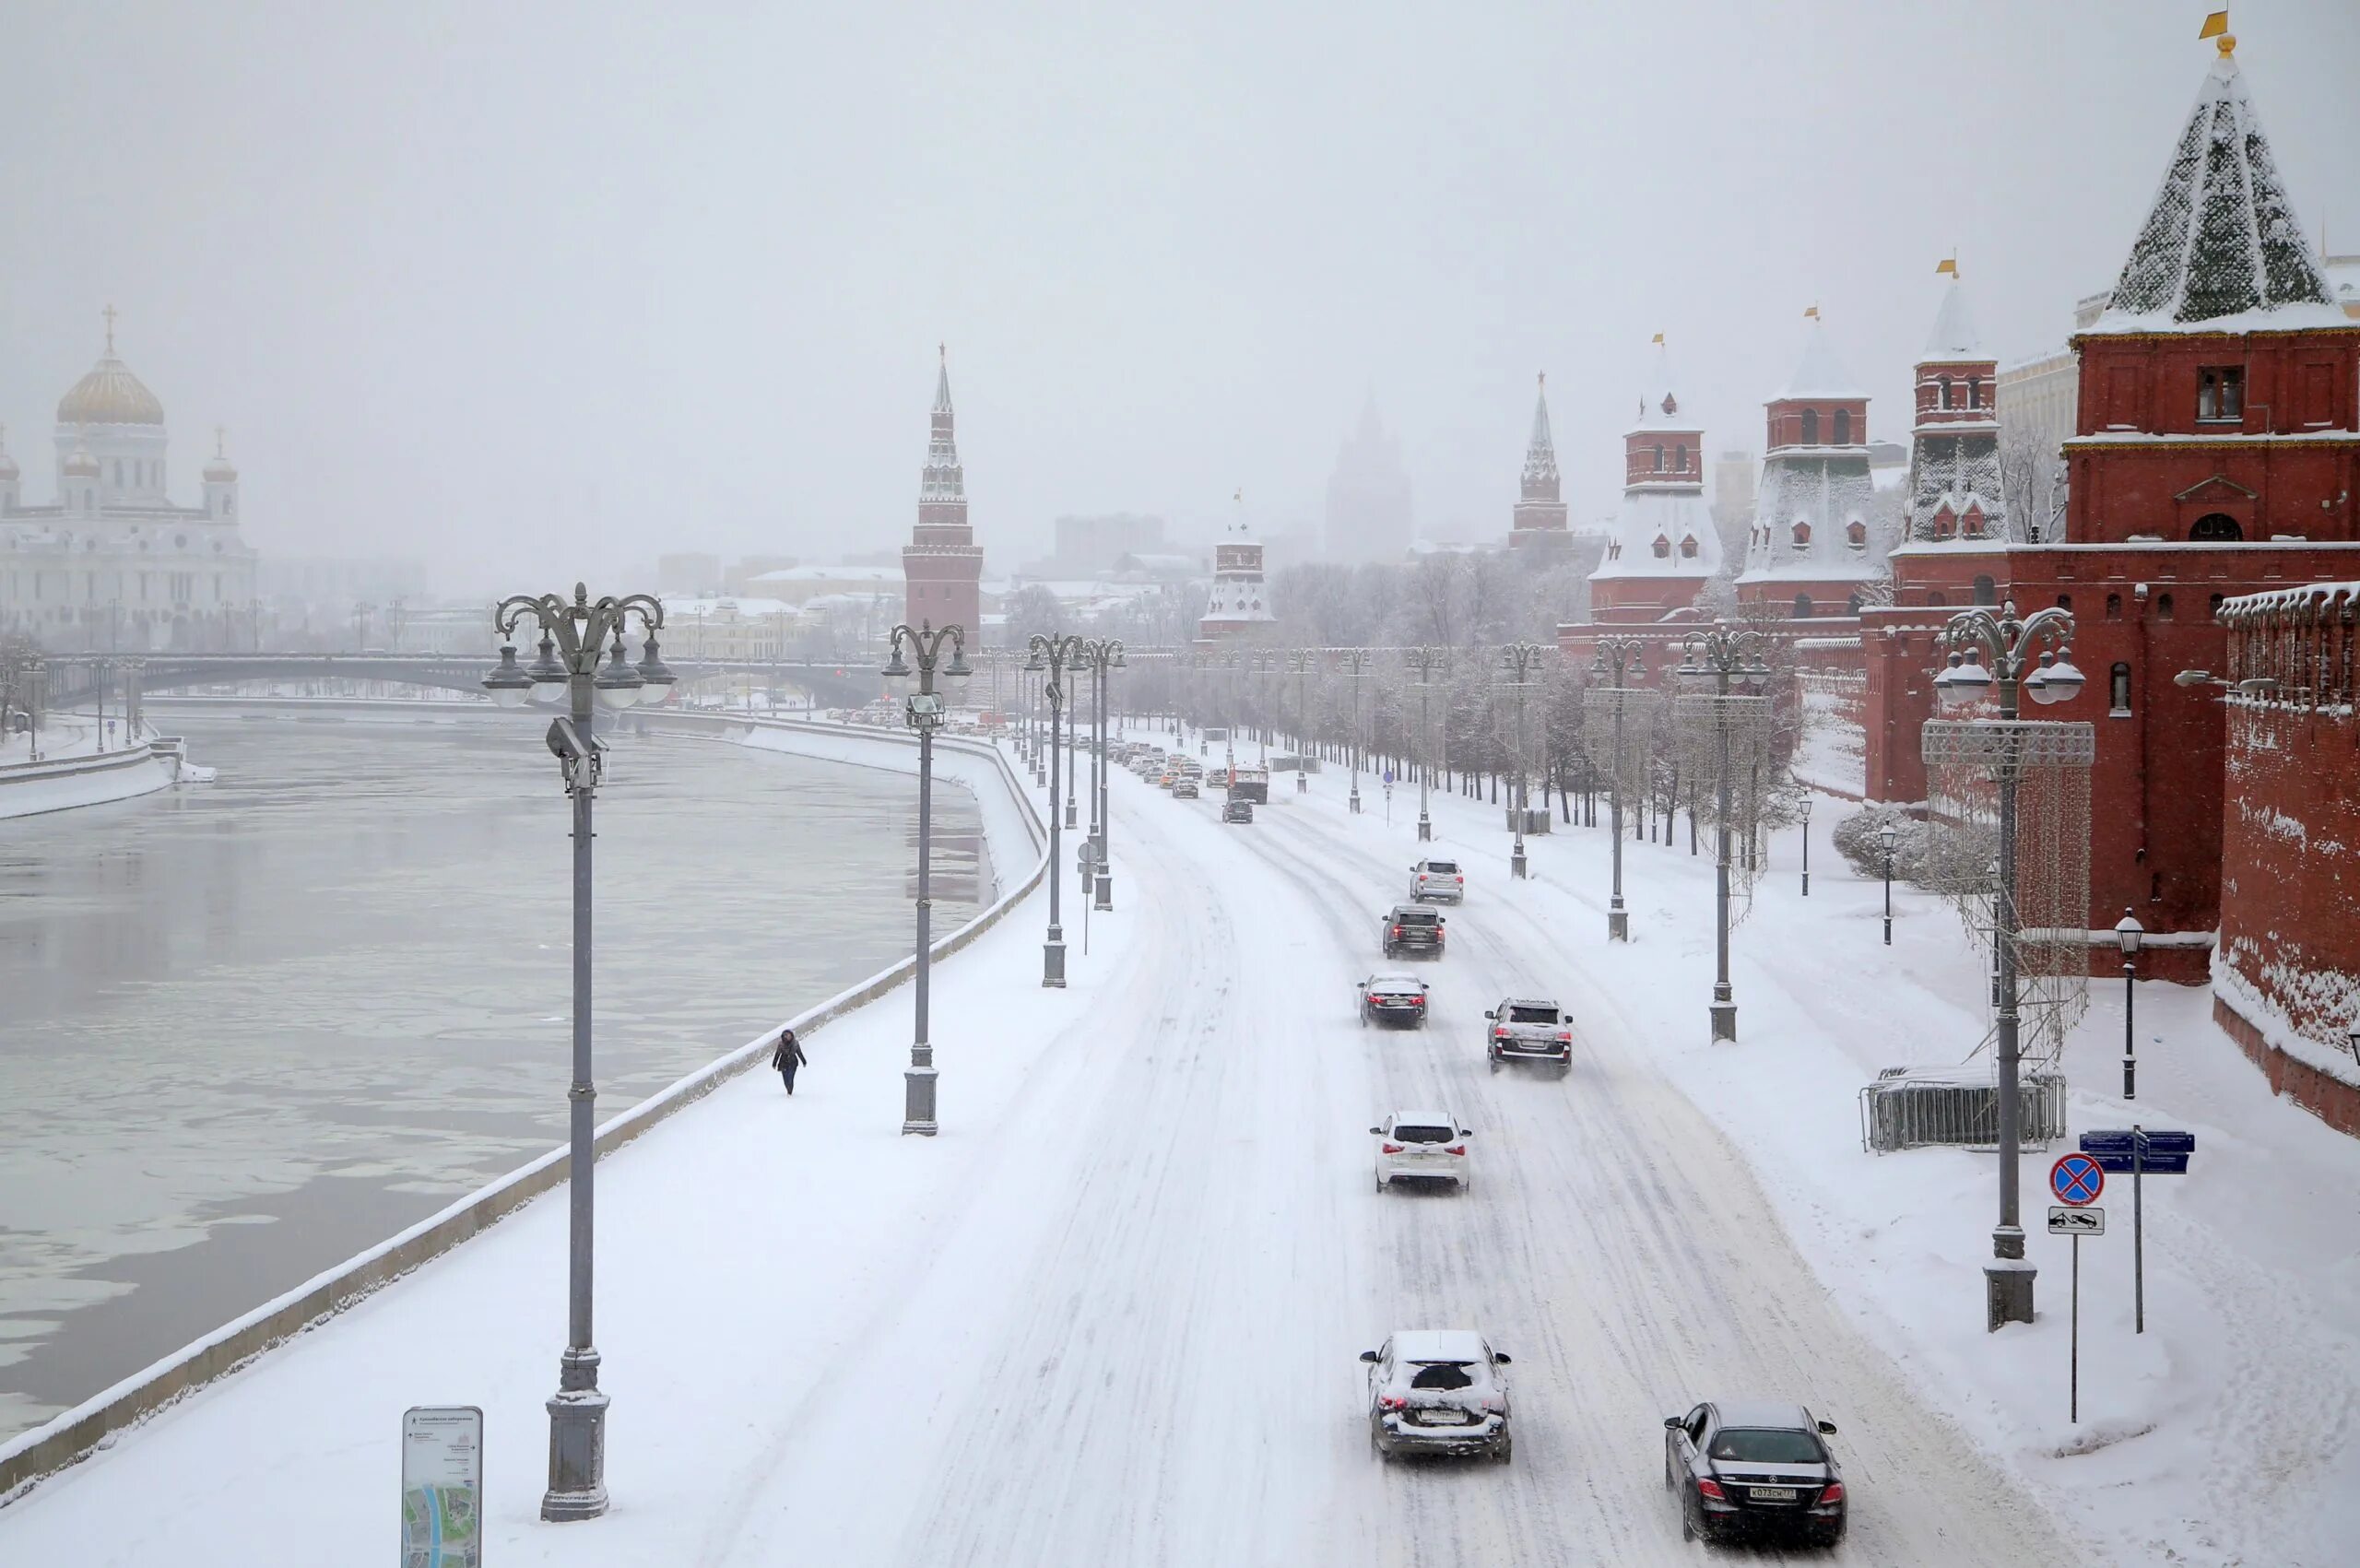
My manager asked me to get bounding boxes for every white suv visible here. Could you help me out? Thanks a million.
[1410,858,1465,903]
[1370,1111,1472,1191]
[1486,998,1572,1074]
[1360,1329,1513,1462]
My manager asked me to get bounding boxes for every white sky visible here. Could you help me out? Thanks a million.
[4,0,2356,591]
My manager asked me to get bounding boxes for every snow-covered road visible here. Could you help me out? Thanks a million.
[0,738,2082,1564]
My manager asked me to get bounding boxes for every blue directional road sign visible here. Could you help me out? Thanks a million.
[2080,1128,2195,1175]
[2049,1152,2105,1206]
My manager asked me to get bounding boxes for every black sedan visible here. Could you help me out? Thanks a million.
[1356,973,1430,1029]
[1664,1400,1846,1548]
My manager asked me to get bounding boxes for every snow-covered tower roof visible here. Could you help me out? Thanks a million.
[1508,373,1571,549]
[920,348,965,505]
[2091,34,2343,334]
[1591,340,1718,624]
[1199,512,1277,641]
[1898,272,2008,546]
[1736,314,1887,618]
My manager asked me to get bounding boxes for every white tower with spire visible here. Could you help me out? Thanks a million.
[1198,494,1277,642]
[1507,373,1570,548]
[1590,340,1718,624]
[1736,312,1887,619]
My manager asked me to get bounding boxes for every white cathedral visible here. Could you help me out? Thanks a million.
[1,312,258,652]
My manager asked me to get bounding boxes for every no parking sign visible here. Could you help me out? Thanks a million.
[2050,1151,2104,1206]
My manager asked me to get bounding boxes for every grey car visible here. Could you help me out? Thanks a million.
[1664,1399,1846,1548]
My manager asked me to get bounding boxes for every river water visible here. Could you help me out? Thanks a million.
[0,711,986,1442]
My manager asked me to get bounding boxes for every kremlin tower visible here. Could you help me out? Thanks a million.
[1588,342,1718,623]
[1506,374,1570,549]
[1735,313,1887,619]
[1901,268,2006,547]
[902,347,985,640]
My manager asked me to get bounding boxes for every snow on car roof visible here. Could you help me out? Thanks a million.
[1392,1329,1487,1363]
[1366,973,1425,990]
[1388,1110,1456,1129]
[1713,1399,1814,1430]
[1504,996,1562,1009]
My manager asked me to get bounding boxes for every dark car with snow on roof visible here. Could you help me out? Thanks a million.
[1381,904,1445,960]
[1356,973,1430,1028]
[1362,1329,1512,1462]
[1664,1399,1847,1548]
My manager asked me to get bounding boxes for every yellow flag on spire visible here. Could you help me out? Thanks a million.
[1650,332,1664,345]
[1803,305,1821,320]
[1935,256,1958,277]
[2200,10,2228,40]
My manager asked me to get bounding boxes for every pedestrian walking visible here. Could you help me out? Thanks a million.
[771,1027,807,1094]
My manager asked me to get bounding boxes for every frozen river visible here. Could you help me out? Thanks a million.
[0,711,985,1442]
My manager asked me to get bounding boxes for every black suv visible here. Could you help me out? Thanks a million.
[1382,904,1446,960]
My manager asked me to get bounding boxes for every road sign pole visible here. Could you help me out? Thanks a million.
[2070,1234,2081,1423]
[2133,1123,2144,1335]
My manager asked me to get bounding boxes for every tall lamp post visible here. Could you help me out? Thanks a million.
[1928,599,2085,1331]
[25,658,43,761]
[1083,638,1125,911]
[1880,819,1899,943]
[1027,632,1087,985]
[1800,796,1813,895]
[481,582,675,1523]
[1677,626,1772,1043]
[1290,648,1315,789]
[1500,642,1548,879]
[1588,637,1649,941]
[1342,646,1373,813]
[884,621,973,1136]
[2114,908,2142,1100]
[1404,646,1445,842]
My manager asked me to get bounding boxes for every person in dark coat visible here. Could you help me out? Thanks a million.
[771,1028,807,1094]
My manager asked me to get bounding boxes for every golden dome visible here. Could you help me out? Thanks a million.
[59,352,166,425]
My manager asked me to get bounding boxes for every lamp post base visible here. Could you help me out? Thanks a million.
[1985,1253,2036,1331]
[902,1059,938,1137]
[1349,789,1362,815]
[541,1353,610,1522]
[1882,917,1893,946]
[1609,904,1629,942]
[1801,871,1811,897]
[1417,813,1431,842]
[1033,765,1045,787]
[1043,934,1067,987]
[1094,872,1112,911]
[1065,802,1079,830]
[1511,847,1528,879]
[1709,1000,1738,1043]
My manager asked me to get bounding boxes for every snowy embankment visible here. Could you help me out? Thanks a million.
[0,730,2080,1566]
[1265,751,2360,1568]
[0,725,177,821]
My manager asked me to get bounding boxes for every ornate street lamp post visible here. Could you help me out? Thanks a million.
[1500,642,1548,879]
[1341,647,1373,814]
[884,620,973,1136]
[1027,632,1087,986]
[1082,638,1126,911]
[1880,819,1899,944]
[1928,599,2085,1330]
[1290,648,1315,791]
[1404,646,1445,842]
[481,582,674,1523]
[1587,637,1651,941]
[1677,626,1772,1043]
[2114,907,2143,1102]
[1800,795,1813,895]
[25,658,43,761]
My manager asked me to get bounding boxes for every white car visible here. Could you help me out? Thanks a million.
[1486,997,1572,1074]
[1410,858,1466,903]
[1370,1111,1472,1191]
[1360,1329,1513,1462]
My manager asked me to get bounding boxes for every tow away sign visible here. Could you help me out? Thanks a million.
[2048,1206,2106,1235]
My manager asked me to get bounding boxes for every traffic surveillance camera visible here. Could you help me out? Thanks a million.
[545,716,606,762]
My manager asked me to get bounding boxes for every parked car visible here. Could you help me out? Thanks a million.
[1221,797,1254,824]
[1484,997,1572,1074]
[1370,1112,1471,1191]
[1410,858,1466,903]
[1361,1330,1511,1462]
[1356,973,1430,1029]
[1664,1400,1846,1548]
[1174,779,1201,800]
[1381,904,1446,960]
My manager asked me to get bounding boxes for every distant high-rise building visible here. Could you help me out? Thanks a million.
[1323,395,1413,563]
[1708,449,1755,564]
[1052,513,1165,574]
[903,347,985,641]
[1506,374,1570,550]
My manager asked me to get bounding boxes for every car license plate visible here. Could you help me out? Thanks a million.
[1748,1486,1797,1502]
[1414,1409,1462,1426]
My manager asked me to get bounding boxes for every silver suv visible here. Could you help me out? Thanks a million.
[1485,997,1571,1074]
[1360,1329,1513,1462]
[1409,858,1465,903]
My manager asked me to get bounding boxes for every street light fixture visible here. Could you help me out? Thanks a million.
[1878,819,1900,944]
[2115,907,2143,1102]
[1929,598,2083,1332]
[1676,625,1772,1043]
[1500,642,1549,879]
[883,620,973,1136]
[1799,796,1813,895]
[1588,636,1649,941]
[1026,632,1087,985]
[1289,648,1315,792]
[1081,638,1125,911]
[1404,646,1445,843]
[481,581,670,1524]
[1341,647,1373,814]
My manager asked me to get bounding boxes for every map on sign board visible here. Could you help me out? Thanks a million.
[402,1406,483,1568]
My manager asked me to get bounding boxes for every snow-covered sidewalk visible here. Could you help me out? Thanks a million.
[1253,740,2360,1568]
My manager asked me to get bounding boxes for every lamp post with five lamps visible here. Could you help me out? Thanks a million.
[1500,642,1549,878]
[1676,626,1772,1043]
[883,620,973,1136]
[1027,633,1087,985]
[481,582,674,1523]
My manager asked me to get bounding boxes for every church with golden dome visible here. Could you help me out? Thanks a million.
[1,309,258,651]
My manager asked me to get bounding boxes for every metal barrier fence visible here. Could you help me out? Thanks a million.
[1858,1066,2070,1153]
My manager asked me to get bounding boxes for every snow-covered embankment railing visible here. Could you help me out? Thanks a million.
[0,716,1044,1505]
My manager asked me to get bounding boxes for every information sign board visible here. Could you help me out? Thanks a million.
[402,1405,483,1568]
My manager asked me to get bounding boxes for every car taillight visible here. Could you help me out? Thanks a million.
[1446,1144,1466,1156]
[1391,925,1403,938]
[1696,1478,1728,1502]
[1377,1396,1406,1411]
[1556,1031,1572,1042]
[1494,1027,1509,1038]
[1381,1142,1404,1154]
[1816,1482,1845,1507]
[1455,875,1463,883]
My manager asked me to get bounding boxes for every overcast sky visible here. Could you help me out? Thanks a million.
[5,0,2356,593]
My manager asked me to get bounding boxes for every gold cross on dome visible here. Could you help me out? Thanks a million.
[103,303,119,352]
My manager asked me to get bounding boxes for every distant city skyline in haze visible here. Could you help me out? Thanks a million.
[4,0,2356,590]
